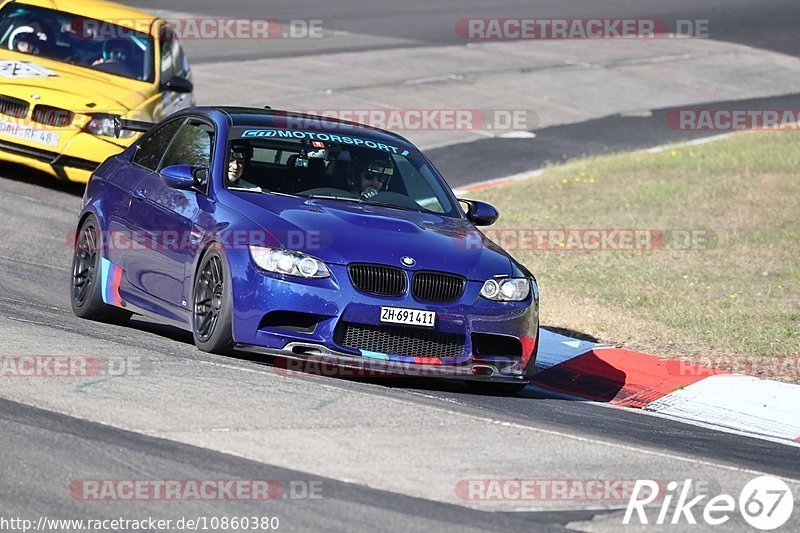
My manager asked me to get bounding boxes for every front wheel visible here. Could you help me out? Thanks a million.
[192,244,234,354]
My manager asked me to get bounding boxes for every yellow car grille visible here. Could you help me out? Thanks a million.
[0,96,76,128]
[32,105,74,128]
[0,95,30,119]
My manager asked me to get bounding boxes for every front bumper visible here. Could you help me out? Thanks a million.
[0,131,127,183]
[230,259,539,382]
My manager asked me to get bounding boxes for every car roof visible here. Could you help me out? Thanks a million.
[7,0,159,27]
[216,106,415,149]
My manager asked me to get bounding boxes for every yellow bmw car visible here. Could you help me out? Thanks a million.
[0,0,195,183]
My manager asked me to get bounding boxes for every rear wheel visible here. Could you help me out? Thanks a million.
[193,244,234,354]
[70,216,132,323]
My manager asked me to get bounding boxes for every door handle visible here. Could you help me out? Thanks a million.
[133,188,146,200]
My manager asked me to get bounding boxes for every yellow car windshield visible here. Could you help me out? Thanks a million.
[0,4,155,82]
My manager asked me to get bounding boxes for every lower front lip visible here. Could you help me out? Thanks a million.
[233,343,529,382]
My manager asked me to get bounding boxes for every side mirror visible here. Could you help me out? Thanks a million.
[162,76,194,93]
[460,199,499,226]
[161,165,197,190]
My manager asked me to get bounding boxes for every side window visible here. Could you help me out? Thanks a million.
[158,122,214,192]
[132,119,184,171]
[159,27,175,83]
[172,36,190,78]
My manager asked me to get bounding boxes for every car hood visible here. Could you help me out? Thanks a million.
[0,52,151,113]
[228,193,514,280]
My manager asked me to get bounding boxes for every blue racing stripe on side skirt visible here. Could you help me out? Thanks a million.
[100,257,111,305]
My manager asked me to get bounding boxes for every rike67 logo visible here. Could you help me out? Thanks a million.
[624,476,795,530]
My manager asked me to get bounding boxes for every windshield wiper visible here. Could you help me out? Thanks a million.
[228,186,263,193]
[303,195,364,203]
[362,200,428,214]
[296,194,434,215]
[304,195,428,213]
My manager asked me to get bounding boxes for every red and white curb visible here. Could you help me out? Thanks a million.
[455,133,797,444]
[533,329,800,444]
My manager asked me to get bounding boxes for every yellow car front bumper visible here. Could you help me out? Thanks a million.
[0,130,131,184]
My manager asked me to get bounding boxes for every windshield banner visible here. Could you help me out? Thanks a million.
[231,127,411,156]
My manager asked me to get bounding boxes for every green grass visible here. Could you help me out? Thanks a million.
[467,131,800,371]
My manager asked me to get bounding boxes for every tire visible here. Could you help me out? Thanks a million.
[70,215,132,323]
[466,381,529,395]
[192,244,234,354]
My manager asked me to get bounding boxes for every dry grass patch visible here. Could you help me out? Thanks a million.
[467,130,800,378]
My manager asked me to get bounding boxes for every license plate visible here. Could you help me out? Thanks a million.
[0,119,60,147]
[380,307,435,328]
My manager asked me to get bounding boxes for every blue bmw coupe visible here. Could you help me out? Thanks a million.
[70,107,539,391]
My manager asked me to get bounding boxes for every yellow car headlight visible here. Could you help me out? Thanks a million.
[83,114,136,138]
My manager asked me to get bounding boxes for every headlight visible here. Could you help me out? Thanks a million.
[249,246,330,279]
[83,114,135,138]
[480,277,530,302]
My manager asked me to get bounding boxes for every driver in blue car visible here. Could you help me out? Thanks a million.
[227,142,259,189]
[351,155,393,198]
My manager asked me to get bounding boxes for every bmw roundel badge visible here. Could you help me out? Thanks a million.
[401,256,416,267]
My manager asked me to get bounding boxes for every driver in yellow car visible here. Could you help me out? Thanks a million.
[14,32,42,55]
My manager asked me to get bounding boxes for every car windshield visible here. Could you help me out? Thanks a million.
[224,131,460,217]
[0,4,155,82]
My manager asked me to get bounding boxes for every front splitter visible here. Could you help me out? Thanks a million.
[235,343,528,383]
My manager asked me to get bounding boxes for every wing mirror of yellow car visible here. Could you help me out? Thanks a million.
[162,76,194,94]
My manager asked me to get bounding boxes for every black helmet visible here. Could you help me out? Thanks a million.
[230,142,253,163]
[15,32,42,54]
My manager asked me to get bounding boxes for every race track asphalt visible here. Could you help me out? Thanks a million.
[1,1,799,530]
[1,167,798,531]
